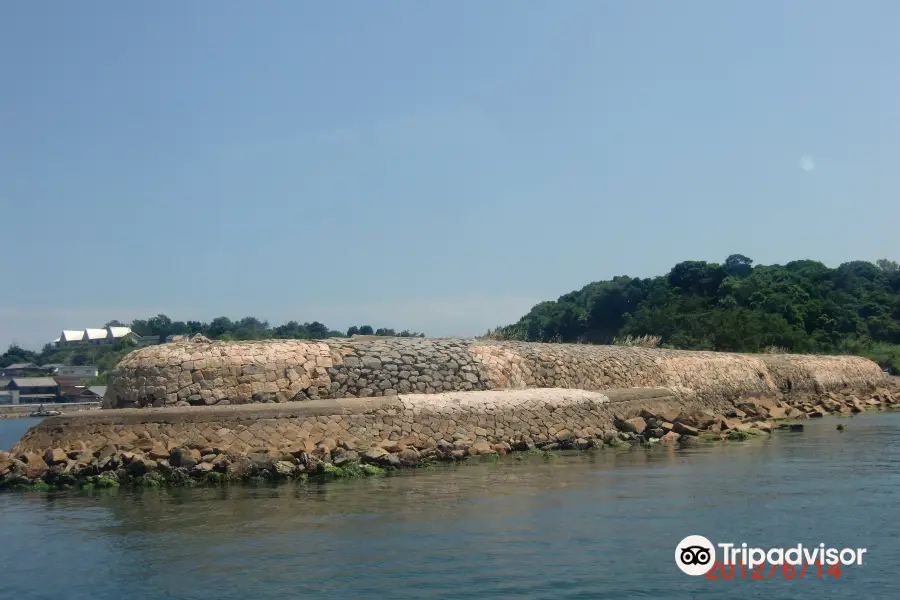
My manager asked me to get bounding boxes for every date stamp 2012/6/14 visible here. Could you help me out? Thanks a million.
[706,561,844,580]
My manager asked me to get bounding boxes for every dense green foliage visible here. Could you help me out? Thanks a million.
[121,315,423,344]
[0,316,424,374]
[489,255,900,373]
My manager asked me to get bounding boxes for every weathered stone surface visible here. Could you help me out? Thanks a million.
[469,440,494,455]
[226,456,256,478]
[625,417,647,434]
[169,448,197,470]
[660,431,681,444]
[555,429,574,443]
[273,461,295,476]
[99,337,885,409]
[363,447,388,461]
[332,449,359,466]
[767,406,787,419]
[126,458,150,475]
[248,453,275,471]
[44,448,68,465]
[396,449,421,466]
[673,422,699,437]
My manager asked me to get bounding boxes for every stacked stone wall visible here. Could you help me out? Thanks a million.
[103,338,885,410]
[13,388,687,456]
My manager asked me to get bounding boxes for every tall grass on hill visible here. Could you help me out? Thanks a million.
[611,334,662,348]
[837,340,900,375]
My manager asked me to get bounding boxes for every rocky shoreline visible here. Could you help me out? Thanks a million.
[2,384,896,492]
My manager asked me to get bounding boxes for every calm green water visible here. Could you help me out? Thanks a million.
[1,413,899,599]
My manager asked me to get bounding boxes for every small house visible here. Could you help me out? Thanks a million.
[86,385,107,399]
[6,377,60,403]
[0,363,46,377]
[107,326,137,343]
[55,365,98,379]
[84,328,108,345]
[60,384,105,403]
[58,330,86,347]
[59,385,88,400]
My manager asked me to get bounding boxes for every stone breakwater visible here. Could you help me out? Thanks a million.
[2,381,898,491]
[102,337,884,409]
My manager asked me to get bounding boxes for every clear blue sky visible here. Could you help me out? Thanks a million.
[2,1,898,350]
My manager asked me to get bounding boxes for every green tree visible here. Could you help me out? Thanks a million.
[491,254,900,372]
[0,344,38,368]
[723,254,754,278]
[876,258,899,273]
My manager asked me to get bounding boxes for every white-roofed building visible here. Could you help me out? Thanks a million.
[107,326,143,345]
[107,326,135,341]
[57,330,86,347]
[51,325,148,348]
[84,328,108,344]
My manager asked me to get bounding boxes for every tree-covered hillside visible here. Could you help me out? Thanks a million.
[122,316,423,344]
[487,255,900,373]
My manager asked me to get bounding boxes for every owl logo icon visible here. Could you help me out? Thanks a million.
[675,535,716,576]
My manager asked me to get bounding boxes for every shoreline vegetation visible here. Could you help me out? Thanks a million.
[2,383,897,493]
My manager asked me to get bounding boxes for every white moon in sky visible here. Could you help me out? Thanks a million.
[799,155,815,171]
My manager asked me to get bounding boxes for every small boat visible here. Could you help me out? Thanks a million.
[28,405,61,417]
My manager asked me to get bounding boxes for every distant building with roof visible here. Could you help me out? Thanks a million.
[57,330,86,347]
[58,384,105,403]
[51,365,99,379]
[53,326,145,348]
[84,328,108,344]
[4,377,60,404]
[54,375,90,388]
[108,326,136,341]
[0,363,46,377]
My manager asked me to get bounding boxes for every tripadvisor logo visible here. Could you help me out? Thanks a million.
[675,535,868,578]
[676,535,716,576]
